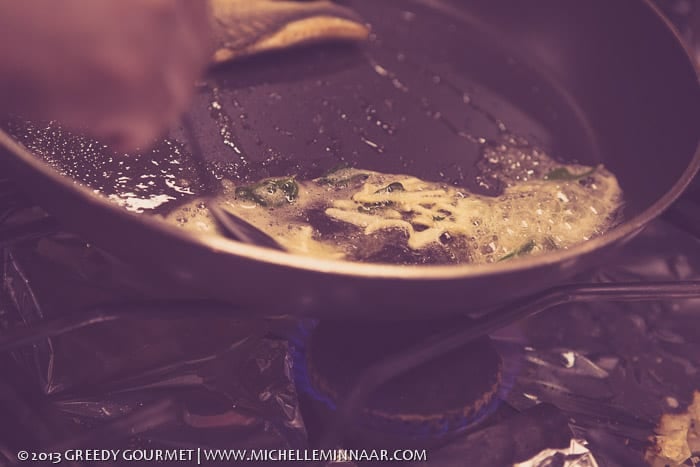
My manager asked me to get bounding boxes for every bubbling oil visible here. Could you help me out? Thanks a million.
[160,143,623,265]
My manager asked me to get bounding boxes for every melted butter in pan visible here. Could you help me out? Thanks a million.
[161,155,623,265]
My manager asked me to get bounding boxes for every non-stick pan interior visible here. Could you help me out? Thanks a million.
[4,0,700,231]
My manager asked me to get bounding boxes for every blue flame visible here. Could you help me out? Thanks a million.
[290,321,520,441]
[290,320,338,412]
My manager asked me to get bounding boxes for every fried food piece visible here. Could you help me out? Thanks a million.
[209,0,369,63]
[646,391,700,466]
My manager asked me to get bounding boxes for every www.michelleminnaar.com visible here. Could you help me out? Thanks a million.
[202,449,428,463]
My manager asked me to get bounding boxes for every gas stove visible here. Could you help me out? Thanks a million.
[0,2,699,467]
[4,177,700,467]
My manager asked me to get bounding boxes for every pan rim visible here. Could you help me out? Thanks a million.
[1,0,699,281]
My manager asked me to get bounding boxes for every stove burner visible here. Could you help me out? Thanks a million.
[301,321,503,448]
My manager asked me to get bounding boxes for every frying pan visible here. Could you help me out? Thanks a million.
[0,0,698,319]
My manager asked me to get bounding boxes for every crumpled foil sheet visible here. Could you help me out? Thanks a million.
[513,439,598,467]
[0,222,306,465]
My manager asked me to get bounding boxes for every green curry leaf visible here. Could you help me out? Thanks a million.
[544,166,597,181]
[498,239,536,262]
[234,177,298,207]
[314,166,369,187]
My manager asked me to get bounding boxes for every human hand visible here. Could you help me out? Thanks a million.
[0,0,213,151]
